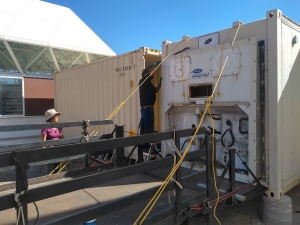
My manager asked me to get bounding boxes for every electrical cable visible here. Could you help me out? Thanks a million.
[15,190,40,225]
[28,194,39,225]
[181,139,189,151]
[189,180,256,211]
[208,108,221,225]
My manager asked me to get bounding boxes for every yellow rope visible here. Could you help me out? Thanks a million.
[89,40,187,136]
[133,24,240,225]
[208,106,221,225]
[209,25,240,225]
[134,98,212,225]
[49,161,64,175]
[57,160,70,173]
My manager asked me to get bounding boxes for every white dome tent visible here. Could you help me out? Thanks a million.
[0,0,115,76]
[0,0,116,142]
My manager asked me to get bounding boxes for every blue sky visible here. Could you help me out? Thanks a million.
[44,0,300,55]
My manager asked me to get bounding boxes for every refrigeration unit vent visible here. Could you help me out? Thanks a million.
[169,57,191,81]
[189,84,213,98]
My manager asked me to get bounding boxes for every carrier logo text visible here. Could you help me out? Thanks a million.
[192,68,209,79]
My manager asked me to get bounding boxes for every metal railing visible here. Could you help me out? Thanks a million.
[0,122,218,225]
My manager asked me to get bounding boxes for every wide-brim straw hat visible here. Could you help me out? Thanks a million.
[45,109,61,122]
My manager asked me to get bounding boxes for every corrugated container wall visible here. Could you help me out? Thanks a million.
[55,47,162,138]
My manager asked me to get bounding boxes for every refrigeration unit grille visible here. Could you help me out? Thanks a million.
[189,84,213,98]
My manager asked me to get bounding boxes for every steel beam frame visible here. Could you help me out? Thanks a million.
[68,52,84,69]
[0,120,113,132]
[49,47,60,71]
[24,47,47,71]
[0,134,110,153]
[0,153,205,211]
[205,135,217,225]
[2,40,24,74]
[0,128,205,168]
[44,171,205,225]
[0,127,207,225]
[85,52,90,63]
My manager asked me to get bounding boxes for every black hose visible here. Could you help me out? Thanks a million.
[205,114,222,120]
[207,126,221,135]
[221,120,235,147]
[173,47,190,55]
[181,139,189,151]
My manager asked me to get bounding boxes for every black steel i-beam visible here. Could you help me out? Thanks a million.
[0,134,109,153]
[205,135,217,225]
[228,148,236,205]
[0,127,208,225]
[0,120,113,132]
[175,130,182,223]
[0,150,205,211]
[115,125,124,166]
[0,128,206,169]
[43,171,204,225]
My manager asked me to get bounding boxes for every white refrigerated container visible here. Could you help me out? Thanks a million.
[160,9,300,199]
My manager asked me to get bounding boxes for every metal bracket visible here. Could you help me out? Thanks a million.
[202,198,212,209]
[80,120,90,143]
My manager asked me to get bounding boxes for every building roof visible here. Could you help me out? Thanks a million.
[0,0,116,56]
[0,0,116,76]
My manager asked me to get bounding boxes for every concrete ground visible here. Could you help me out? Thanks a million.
[2,168,299,225]
[0,154,299,224]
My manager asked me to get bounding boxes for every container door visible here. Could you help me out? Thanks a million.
[162,37,260,184]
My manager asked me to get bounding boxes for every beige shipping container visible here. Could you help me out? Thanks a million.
[54,47,162,139]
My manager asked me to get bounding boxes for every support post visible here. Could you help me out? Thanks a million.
[175,130,182,224]
[137,145,144,163]
[228,148,236,205]
[205,135,217,225]
[13,151,29,225]
[115,125,124,167]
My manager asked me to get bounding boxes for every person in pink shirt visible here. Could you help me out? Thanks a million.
[41,108,64,141]
[41,109,64,174]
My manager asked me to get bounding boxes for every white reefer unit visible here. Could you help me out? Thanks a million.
[55,47,162,139]
[160,9,300,199]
